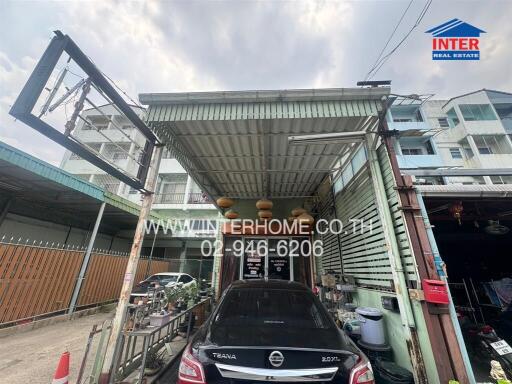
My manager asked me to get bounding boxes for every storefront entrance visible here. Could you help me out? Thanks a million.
[241,238,291,280]
[220,235,313,292]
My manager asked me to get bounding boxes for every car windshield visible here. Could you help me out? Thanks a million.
[213,288,331,329]
[160,276,179,284]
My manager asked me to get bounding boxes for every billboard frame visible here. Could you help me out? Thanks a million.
[9,30,159,192]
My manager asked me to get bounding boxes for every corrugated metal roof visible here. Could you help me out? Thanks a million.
[146,99,381,121]
[105,191,164,221]
[417,184,512,197]
[0,140,104,200]
[142,88,387,200]
[0,141,163,222]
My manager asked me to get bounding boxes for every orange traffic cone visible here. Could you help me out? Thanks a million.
[52,351,70,384]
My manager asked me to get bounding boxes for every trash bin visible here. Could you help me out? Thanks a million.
[356,307,386,346]
[373,359,414,384]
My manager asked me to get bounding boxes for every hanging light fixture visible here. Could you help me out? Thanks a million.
[256,199,273,210]
[291,207,307,217]
[217,197,234,208]
[224,210,239,220]
[258,210,272,219]
[297,212,314,226]
[449,201,463,225]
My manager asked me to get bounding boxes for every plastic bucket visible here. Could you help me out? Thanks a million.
[355,307,385,346]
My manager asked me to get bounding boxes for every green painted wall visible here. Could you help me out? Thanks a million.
[352,288,411,369]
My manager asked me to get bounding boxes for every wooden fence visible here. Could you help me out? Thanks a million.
[0,241,169,325]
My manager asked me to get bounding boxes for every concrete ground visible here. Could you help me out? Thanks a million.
[0,310,114,384]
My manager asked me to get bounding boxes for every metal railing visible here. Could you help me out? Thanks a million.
[154,193,185,204]
[114,298,212,383]
[154,192,213,205]
[187,192,212,204]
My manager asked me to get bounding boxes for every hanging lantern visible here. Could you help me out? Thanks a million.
[292,207,307,217]
[297,213,314,226]
[224,210,239,220]
[449,201,463,225]
[217,197,234,208]
[256,199,273,210]
[258,210,272,219]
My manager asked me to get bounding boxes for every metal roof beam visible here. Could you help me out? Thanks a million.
[195,169,338,174]
[191,154,340,159]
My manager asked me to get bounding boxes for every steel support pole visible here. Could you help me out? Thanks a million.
[100,145,163,383]
[68,201,106,314]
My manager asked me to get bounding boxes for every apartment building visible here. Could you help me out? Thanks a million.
[389,89,512,185]
[60,104,219,279]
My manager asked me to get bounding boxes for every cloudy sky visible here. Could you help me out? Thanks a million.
[1,0,511,166]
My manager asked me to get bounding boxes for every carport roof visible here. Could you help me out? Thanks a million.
[140,87,389,200]
[0,141,164,233]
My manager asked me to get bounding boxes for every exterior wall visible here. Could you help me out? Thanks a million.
[323,143,439,382]
[0,213,132,252]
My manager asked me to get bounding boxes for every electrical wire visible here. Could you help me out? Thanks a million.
[363,0,415,82]
[365,0,433,81]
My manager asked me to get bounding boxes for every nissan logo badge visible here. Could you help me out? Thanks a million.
[269,351,284,367]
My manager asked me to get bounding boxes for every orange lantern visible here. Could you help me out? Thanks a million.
[256,199,273,210]
[297,213,314,226]
[258,210,272,219]
[449,201,463,225]
[217,197,234,208]
[291,207,307,217]
[224,210,239,220]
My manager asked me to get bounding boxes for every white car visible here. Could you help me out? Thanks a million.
[130,272,197,301]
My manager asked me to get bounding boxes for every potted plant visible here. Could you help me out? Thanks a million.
[166,285,183,315]
[191,284,200,303]
[180,287,190,311]
[144,348,165,376]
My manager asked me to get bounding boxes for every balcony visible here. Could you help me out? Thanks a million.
[387,121,430,132]
[396,154,444,169]
[154,192,213,205]
[187,192,213,204]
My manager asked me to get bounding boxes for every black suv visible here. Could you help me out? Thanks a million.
[177,279,374,383]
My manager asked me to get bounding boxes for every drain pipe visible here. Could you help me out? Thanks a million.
[416,192,476,384]
[365,134,428,383]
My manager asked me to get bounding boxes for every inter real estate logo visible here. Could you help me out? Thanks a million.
[425,18,485,61]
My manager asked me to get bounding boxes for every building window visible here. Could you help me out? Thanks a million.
[473,135,512,155]
[491,176,512,185]
[92,174,120,193]
[494,103,512,120]
[103,143,131,162]
[446,108,460,127]
[425,141,435,155]
[459,104,497,121]
[478,146,492,154]
[402,148,423,155]
[449,148,463,159]
[438,118,450,128]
